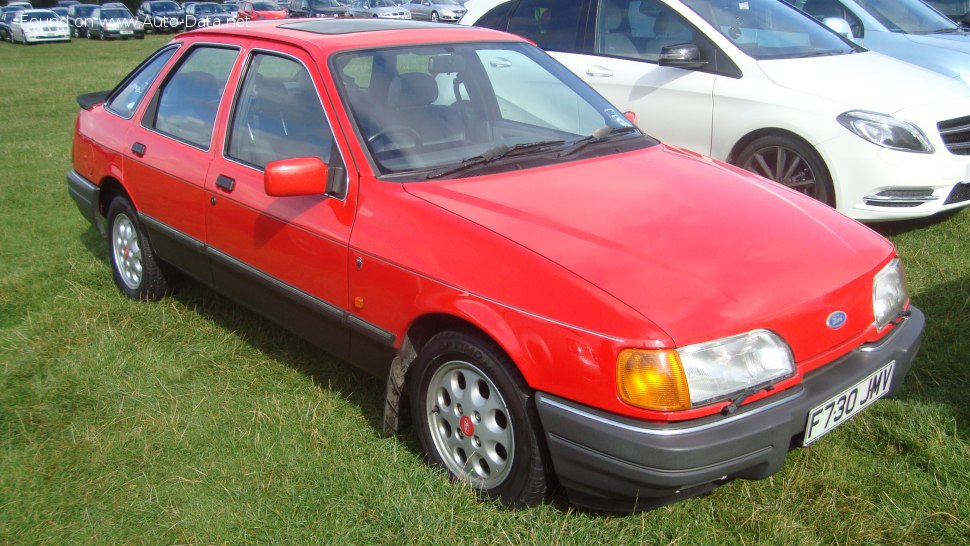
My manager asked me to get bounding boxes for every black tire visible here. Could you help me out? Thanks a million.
[734,134,835,207]
[431,11,439,21]
[409,330,549,508]
[99,30,106,40]
[106,197,177,300]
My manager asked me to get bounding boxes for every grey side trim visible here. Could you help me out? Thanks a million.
[347,314,397,347]
[538,390,802,438]
[140,213,205,253]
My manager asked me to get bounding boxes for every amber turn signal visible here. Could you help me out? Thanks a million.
[616,349,691,411]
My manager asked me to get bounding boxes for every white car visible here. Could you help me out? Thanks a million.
[349,0,411,18]
[462,0,970,221]
[10,9,70,44]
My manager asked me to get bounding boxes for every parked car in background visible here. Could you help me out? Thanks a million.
[68,18,924,513]
[221,0,240,17]
[924,0,969,22]
[287,0,350,17]
[9,9,70,43]
[56,0,79,6]
[407,0,463,20]
[66,2,95,37]
[136,0,184,32]
[5,2,32,9]
[348,0,410,17]
[184,1,234,27]
[0,9,21,41]
[50,6,68,20]
[463,0,970,220]
[236,0,286,18]
[791,0,970,85]
[102,2,129,7]
[88,6,145,39]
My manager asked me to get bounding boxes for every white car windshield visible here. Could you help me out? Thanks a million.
[334,42,650,179]
[853,0,959,33]
[20,9,58,21]
[681,0,856,59]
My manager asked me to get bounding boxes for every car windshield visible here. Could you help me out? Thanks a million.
[681,0,855,59]
[252,1,281,9]
[193,3,223,13]
[21,10,58,21]
[100,8,130,17]
[310,0,341,7]
[51,7,68,15]
[370,0,397,7]
[853,0,958,33]
[333,42,652,179]
[150,1,181,10]
[74,5,96,16]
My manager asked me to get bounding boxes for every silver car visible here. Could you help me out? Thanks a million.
[407,0,463,21]
[349,0,410,18]
[792,0,970,85]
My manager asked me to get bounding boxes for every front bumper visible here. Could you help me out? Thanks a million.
[536,307,925,513]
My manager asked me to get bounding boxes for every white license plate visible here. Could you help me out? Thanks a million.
[120,30,133,35]
[803,360,895,445]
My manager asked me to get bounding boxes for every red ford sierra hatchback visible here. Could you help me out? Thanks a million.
[68,19,924,512]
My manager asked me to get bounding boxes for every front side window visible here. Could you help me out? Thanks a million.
[107,46,178,118]
[333,42,652,179]
[682,0,856,59]
[227,53,335,170]
[507,0,583,51]
[151,46,238,148]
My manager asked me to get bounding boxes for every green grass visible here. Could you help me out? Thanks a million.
[1,36,968,544]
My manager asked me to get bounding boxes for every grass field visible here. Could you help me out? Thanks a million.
[0,35,968,544]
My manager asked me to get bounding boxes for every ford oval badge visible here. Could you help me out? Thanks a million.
[826,311,848,329]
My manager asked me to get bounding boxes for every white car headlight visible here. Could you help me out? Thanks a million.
[873,257,908,329]
[616,330,795,411]
[837,110,934,153]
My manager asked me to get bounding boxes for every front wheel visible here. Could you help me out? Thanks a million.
[734,134,835,206]
[106,197,177,300]
[431,11,439,21]
[409,331,549,508]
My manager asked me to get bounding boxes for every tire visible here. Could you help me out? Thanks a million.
[409,330,549,508]
[734,134,835,207]
[71,26,78,38]
[106,197,177,300]
[99,30,105,40]
[431,11,438,21]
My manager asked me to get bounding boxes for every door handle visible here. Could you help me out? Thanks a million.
[585,66,614,78]
[215,175,235,193]
[131,142,146,157]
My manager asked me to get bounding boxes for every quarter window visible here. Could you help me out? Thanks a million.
[106,47,177,118]
[151,46,238,149]
[227,53,335,169]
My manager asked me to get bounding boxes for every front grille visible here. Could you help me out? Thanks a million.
[944,183,970,205]
[937,116,970,155]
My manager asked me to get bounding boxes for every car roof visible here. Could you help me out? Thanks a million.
[181,18,522,55]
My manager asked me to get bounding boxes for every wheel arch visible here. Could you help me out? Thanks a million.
[97,176,132,219]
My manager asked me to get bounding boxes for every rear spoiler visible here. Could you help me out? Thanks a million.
[76,90,111,110]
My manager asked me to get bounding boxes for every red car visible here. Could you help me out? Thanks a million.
[67,19,924,512]
[236,0,286,19]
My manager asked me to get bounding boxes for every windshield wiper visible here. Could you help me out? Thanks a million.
[557,125,641,158]
[425,139,564,180]
[794,50,844,58]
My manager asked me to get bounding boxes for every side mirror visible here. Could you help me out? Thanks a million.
[823,17,855,41]
[265,157,329,197]
[658,44,707,69]
[623,111,637,125]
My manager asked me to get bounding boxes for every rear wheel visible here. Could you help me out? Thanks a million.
[106,197,177,300]
[410,331,549,508]
[735,134,835,206]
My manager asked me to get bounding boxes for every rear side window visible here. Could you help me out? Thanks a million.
[507,0,583,51]
[106,46,178,118]
[227,53,335,169]
[150,46,238,149]
[475,0,514,29]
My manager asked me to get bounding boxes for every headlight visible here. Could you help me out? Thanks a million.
[837,110,934,153]
[873,257,908,329]
[617,330,795,411]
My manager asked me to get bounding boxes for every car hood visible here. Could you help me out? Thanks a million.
[757,50,970,114]
[404,145,893,359]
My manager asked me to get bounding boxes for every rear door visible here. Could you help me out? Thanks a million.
[124,43,242,281]
[205,44,357,357]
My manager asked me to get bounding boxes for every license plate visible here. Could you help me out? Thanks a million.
[803,360,895,445]
[120,30,133,35]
